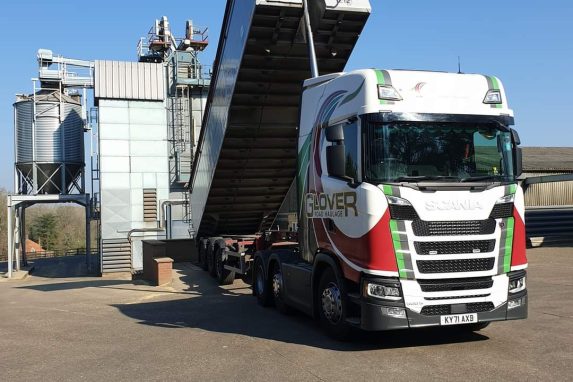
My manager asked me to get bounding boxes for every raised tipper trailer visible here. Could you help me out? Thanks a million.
[189,0,528,339]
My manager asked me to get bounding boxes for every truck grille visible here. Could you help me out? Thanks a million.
[417,258,495,273]
[490,203,514,219]
[418,277,494,292]
[389,205,419,220]
[425,294,490,300]
[420,302,495,316]
[414,240,495,255]
[412,219,496,236]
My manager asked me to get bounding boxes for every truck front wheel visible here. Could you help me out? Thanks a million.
[317,268,352,340]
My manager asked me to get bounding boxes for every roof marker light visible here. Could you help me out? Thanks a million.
[378,85,402,101]
[484,89,502,104]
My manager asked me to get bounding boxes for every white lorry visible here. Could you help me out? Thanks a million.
[191,0,527,338]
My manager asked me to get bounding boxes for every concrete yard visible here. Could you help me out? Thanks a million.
[1,247,572,381]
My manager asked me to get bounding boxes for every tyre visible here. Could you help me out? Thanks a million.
[271,262,292,314]
[254,258,272,307]
[199,242,209,271]
[215,246,235,285]
[317,267,352,340]
[207,245,217,278]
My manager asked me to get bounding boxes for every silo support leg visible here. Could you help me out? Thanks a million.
[7,204,13,278]
[14,208,20,272]
[85,202,91,272]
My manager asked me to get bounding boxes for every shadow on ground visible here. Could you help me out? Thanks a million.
[14,256,131,291]
[111,263,489,351]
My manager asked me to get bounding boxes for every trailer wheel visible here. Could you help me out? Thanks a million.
[317,268,352,340]
[254,259,271,307]
[199,243,209,271]
[216,247,235,285]
[207,246,217,278]
[271,262,292,314]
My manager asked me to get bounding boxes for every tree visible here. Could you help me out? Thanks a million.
[29,212,58,250]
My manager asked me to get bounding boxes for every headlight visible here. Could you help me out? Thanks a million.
[509,276,526,294]
[490,194,514,219]
[365,282,401,300]
[496,194,515,204]
[386,196,412,206]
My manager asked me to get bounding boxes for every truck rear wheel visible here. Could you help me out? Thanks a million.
[317,268,352,340]
[271,263,291,314]
[216,247,235,285]
[254,259,271,307]
[199,243,208,271]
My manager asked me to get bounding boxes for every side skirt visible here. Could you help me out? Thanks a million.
[281,262,314,316]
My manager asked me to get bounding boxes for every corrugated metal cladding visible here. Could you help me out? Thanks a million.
[524,172,573,207]
[95,61,165,101]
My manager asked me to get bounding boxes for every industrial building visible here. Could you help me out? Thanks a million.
[522,147,573,207]
[6,17,210,276]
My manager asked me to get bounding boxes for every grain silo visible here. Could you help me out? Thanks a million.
[14,90,85,194]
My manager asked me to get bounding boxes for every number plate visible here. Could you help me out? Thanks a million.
[440,313,478,326]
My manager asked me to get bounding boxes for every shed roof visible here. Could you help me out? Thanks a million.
[522,147,573,172]
[25,239,45,253]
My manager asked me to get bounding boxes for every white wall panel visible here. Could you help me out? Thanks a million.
[129,107,166,125]
[130,140,168,157]
[157,172,169,189]
[100,156,130,173]
[131,157,166,173]
[99,123,129,140]
[142,173,157,188]
[130,173,143,189]
[101,172,130,189]
[100,140,129,156]
[129,123,167,140]
[98,105,129,124]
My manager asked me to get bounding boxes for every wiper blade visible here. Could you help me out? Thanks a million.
[460,175,502,182]
[393,175,459,182]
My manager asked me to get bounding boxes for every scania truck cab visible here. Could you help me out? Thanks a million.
[252,68,527,337]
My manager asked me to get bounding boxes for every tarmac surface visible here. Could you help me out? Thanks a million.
[1,246,572,381]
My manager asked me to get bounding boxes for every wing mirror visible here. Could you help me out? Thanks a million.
[510,128,522,177]
[325,124,344,142]
[510,128,521,146]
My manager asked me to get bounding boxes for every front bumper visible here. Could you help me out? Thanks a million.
[359,278,528,331]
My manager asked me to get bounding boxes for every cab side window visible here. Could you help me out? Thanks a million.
[343,120,359,180]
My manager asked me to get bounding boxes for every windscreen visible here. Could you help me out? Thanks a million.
[363,119,515,183]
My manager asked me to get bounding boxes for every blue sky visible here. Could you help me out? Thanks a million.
[1,0,572,189]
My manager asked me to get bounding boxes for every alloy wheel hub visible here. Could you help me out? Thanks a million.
[321,282,342,324]
[272,272,283,298]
